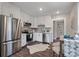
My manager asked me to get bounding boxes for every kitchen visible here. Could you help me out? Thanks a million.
[0,2,79,57]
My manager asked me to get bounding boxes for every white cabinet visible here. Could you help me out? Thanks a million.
[45,33,53,43]
[21,33,26,47]
[33,33,43,42]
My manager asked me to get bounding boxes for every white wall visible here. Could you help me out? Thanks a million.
[77,3,79,33]
[67,3,78,35]
[0,2,33,27]
[66,14,72,35]
[65,3,79,36]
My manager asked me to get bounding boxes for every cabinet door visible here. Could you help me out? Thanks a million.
[33,33,37,41]
[33,33,42,42]
[45,33,53,43]
[21,34,26,47]
[37,33,43,42]
[46,34,50,43]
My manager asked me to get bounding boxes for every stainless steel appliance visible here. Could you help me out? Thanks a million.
[0,15,21,57]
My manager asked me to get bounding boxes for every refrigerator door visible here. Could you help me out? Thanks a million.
[12,40,21,53]
[0,15,12,42]
[12,18,18,40]
[1,43,7,57]
[0,15,12,57]
[0,15,7,42]
[1,42,12,57]
[6,17,12,41]
[0,15,21,57]
[7,42,13,56]
[1,40,21,57]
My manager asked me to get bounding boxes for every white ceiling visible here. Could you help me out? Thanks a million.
[12,2,75,17]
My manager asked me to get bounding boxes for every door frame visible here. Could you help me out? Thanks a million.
[52,17,66,39]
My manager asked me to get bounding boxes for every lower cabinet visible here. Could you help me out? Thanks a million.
[33,33,43,42]
[45,33,53,43]
[21,33,27,47]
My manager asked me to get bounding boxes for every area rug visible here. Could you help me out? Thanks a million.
[53,42,60,55]
[27,43,49,54]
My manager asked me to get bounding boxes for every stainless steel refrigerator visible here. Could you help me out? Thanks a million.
[0,15,21,57]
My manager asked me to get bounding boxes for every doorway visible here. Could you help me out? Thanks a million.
[53,19,65,39]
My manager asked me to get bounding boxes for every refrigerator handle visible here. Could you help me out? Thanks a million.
[3,40,20,44]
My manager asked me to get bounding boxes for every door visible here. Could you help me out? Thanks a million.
[12,40,21,53]
[21,34,26,47]
[6,17,13,56]
[12,18,18,40]
[1,16,13,57]
[1,43,7,56]
[7,42,13,56]
[12,18,21,54]
[1,42,13,57]
[53,20,64,39]
[53,21,57,39]
[33,33,43,42]
[57,20,64,37]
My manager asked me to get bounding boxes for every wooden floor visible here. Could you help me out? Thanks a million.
[11,41,60,57]
[11,47,58,57]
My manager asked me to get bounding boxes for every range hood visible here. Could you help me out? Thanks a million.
[24,22,31,27]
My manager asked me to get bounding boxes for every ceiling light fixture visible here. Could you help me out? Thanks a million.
[40,8,43,11]
[56,11,60,14]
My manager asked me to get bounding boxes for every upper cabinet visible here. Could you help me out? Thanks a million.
[31,16,52,28]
